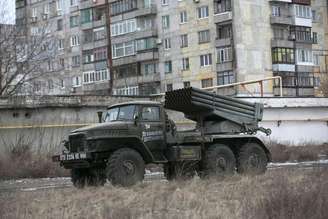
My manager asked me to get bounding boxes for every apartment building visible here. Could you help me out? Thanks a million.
[15,0,327,97]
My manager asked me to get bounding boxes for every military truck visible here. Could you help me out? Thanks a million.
[53,87,271,187]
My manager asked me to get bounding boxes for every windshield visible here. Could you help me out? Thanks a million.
[105,105,136,122]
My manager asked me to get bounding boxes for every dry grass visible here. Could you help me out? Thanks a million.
[268,143,328,162]
[0,144,68,180]
[1,168,328,219]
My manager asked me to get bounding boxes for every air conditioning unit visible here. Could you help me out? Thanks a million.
[156,39,162,45]
[194,0,200,3]
[42,14,48,20]
[288,34,296,41]
[30,17,38,23]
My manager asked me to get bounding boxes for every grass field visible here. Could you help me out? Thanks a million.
[1,168,328,219]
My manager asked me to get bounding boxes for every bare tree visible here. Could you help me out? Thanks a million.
[0,2,58,96]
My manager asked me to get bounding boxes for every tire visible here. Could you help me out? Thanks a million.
[164,161,198,181]
[106,148,145,187]
[71,168,106,188]
[202,144,236,178]
[237,142,268,175]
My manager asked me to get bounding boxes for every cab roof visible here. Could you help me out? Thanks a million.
[108,101,162,109]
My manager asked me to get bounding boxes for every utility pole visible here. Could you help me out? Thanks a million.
[105,0,113,95]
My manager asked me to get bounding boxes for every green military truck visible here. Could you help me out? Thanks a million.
[53,87,271,187]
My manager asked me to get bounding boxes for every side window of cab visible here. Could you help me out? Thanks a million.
[141,106,160,121]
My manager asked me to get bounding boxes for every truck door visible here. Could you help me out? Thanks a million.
[138,105,166,151]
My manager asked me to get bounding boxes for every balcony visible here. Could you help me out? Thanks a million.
[216,38,232,47]
[292,0,311,5]
[293,17,312,27]
[214,11,232,24]
[112,55,137,66]
[269,0,292,2]
[216,61,233,72]
[271,38,294,48]
[272,64,295,72]
[270,16,292,25]
[136,49,159,62]
[135,5,157,17]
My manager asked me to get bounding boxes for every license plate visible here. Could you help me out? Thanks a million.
[59,153,88,161]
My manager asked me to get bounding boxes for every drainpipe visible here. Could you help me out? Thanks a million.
[105,0,113,95]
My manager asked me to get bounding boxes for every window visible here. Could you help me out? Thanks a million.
[200,54,212,66]
[114,86,139,95]
[48,79,54,90]
[33,81,41,92]
[184,81,190,88]
[290,26,312,42]
[145,63,157,75]
[182,57,189,70]
[166,84,173,91]
[180,34,188,48]
[93,7,106,21]
[83,50,94,63]
[83,69,109,84]
[94,47,107,61]
[164,38,171,50]
[43,4,49,14]
[136,37,156,51]
[313,54,319,66]
[59,79,64,88]
[297,49,313,63]
[164,61,172,74]
[312,32,318,44]
[32,7,37,18]
[94,27,106,41]
[47,60,54,71]
[273,72,296,87]
[112,41,135,58]
[201,78,213,88]
[70,35,80,47]
[141,106,160,121]
[314,77,320,87]
[272,6,280,17]
[70,16,79,28]
[198,6,209,19]
[162,15,170,29]
[72,55,80,67]
[217,24,232,39]
[272,48,295,64]
[312,10,317,21]
[72,76,81,87]
[111,0,137,16]
[83,29,93,43]
[70,0,77,6]
[298,72,314,87]
[59,58,65,69]
[198,30,210,43]
[217,71,235,85]
[111,19,137,36]
[116,64,138,78]
[58,39,64,50]
[161,0,168,5]
[214,0,231,14]
[81,9,92,24]
[180,11,187,23]
[217,47,233,63]
[295,5,311,19]
[57,19,63,31]
[273,26,285,40]
[56,0,63,11]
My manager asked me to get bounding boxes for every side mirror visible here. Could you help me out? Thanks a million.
[97,111,103,123]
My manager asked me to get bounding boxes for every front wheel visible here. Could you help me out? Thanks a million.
[237,143,268,175]
[106,148,145,187]
[202,144,236,178]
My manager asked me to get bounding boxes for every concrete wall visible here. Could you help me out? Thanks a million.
[0,95,327,154]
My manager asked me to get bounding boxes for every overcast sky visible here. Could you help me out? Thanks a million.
[0,0,15,24]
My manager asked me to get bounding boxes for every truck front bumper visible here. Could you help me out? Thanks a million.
[52,152,92,169]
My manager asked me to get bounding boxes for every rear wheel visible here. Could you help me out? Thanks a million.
[237,143,268,175]
[106,148,145,187]
[202,144,236,178]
